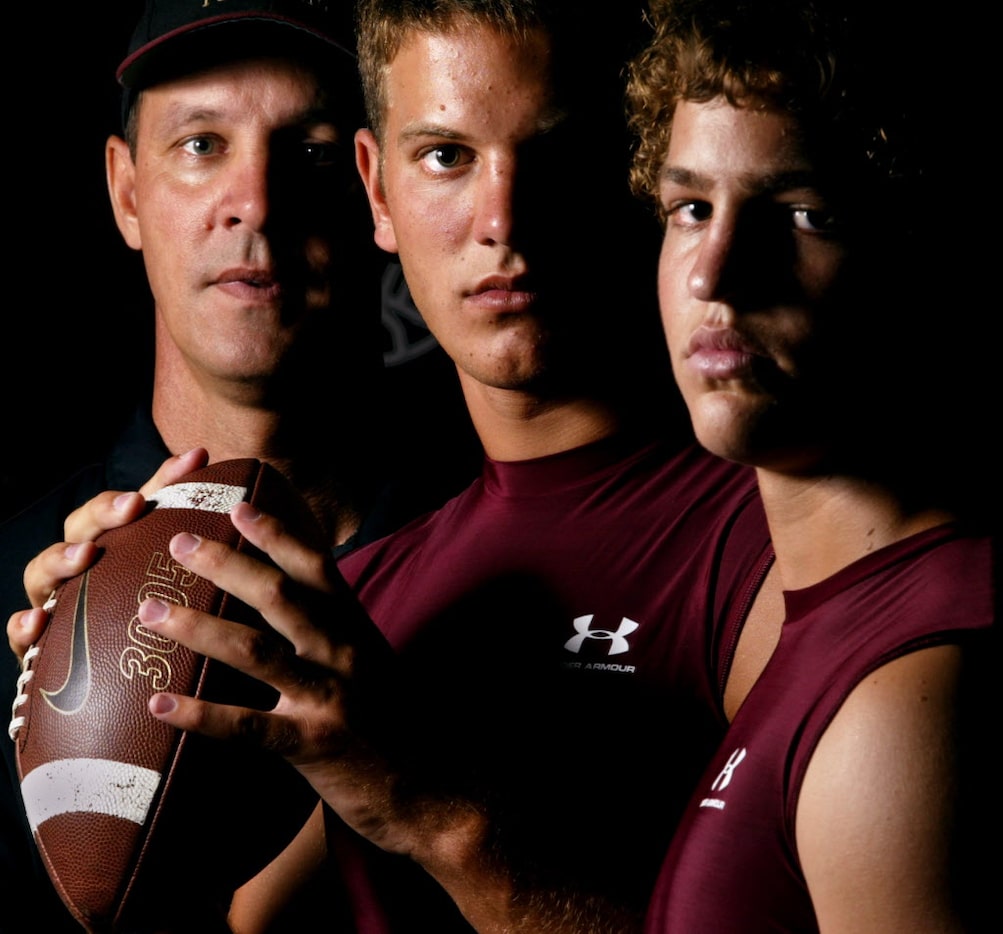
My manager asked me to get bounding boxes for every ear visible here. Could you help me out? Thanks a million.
[355,128,399,254]
[106,135,142,251]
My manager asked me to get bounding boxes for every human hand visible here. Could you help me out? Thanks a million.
[7,449,210,660]
[135,500,411,852]
[136,504,628,934]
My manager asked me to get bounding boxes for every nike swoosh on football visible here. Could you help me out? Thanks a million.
[41,572,92,715]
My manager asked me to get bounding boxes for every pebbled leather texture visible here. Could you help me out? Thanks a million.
[13,459,319,931]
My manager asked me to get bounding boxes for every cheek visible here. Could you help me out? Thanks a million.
[798,240,848,303]
[395,207,465,293]
[400,184,470,246]
[656,245,689,354]
[304,236,332,270]
[134,200,203,302]
[136,192,199,259]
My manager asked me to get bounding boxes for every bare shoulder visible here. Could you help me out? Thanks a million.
[797,643,992,933]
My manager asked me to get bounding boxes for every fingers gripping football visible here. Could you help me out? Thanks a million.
[20,450,211,609]
[138,503,396,777]
[13,459,322,929]
[14,453,215,656]
[7,607,49,662]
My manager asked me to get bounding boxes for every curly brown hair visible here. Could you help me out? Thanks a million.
[626,0,924,221]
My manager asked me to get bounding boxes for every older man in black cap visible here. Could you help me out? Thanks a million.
[0,2,435,930]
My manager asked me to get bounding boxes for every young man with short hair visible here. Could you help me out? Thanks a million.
[12,3,775,931]
[626,1,995,929]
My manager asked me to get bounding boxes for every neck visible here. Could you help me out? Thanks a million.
[456,372,622,461]
[755,468,955,592]
[151,369,375,549]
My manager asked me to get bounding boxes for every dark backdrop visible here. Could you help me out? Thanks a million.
[1,4,151,520]
[0,2,676,526]
[0,1,482,524]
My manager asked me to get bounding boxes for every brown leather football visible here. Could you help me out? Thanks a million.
[11,458,320,931]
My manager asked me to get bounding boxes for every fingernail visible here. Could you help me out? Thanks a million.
[149,694,177,715]
[171,532,201,556]
[233,501,260,522]
[113,493,135,512]
[65,543,82,561]
[139,597,170,624]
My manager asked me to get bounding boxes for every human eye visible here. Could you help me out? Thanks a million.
[782,187,840,235]
[791,206,839,234]
[300,140,340,167]
[419,144,471,173]
[181,135,220,157]
[665,199,712,227]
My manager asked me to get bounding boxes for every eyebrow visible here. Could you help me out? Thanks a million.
[157,103,224,132]
[398,122,464,143]
[660,165,821,195]
[156,102,339,135]
[397,109,569,145]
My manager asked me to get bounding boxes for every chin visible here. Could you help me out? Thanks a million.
[693,436,754,467]
[472,344,553,390]
[689,393,769,463]
[482,368,547,393]
[694,411,830,475]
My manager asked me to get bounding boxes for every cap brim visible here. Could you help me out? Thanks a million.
[117,12,355,89]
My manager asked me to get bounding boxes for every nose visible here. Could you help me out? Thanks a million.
[219,149,270,232]
[472,162,516,247]
[688,221,740,303]
[688,210,780,307]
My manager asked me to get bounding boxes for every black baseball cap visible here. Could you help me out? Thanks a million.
[117,0,356,91]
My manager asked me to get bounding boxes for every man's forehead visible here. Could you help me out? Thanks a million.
[385,27,568,118]
[150,53,334,93]
[386,21,558,83]
[137,58,342,130]
[666,102,814,174]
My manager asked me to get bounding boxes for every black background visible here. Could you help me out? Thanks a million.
[0,1,484,524]
[2,2,153,519]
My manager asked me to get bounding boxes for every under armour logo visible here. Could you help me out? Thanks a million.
[710,747,747,792]
[564,615,639,656]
